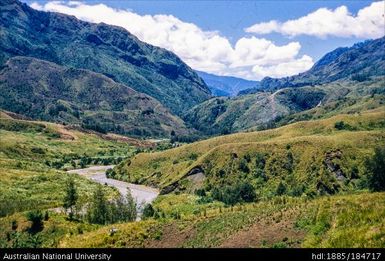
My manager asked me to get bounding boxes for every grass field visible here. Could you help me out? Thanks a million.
[57,192,385,248]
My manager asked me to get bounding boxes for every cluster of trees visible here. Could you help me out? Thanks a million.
[45,155,125,170]
[195,182,257,205]
[86,186,137,225]
[334,121,356,131]
[63,177,137,224]
[170,133,202,143]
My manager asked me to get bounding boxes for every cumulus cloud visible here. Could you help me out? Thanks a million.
[245,2,384,39]
[30,1,314,80]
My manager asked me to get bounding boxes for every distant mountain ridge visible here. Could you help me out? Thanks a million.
[0,0,211,115]
[197,71,259,97]
[241,37,385,94]
[0,56,190,137]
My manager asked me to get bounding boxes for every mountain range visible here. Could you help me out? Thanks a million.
[196,71,260,97]
[0,0,211,116]
[0,0,384,139]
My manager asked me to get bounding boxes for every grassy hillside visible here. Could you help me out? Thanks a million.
[114,107,385,198]
[184,77,384,135]
[0,56,190,138]
[57,192,385,248]
[0,111,143,216]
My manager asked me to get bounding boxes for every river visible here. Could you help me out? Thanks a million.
[67,165,159,215]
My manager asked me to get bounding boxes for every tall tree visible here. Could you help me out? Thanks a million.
[125,189,137,222]
[87,185,109,224]
[367,146,385,191]
[63,176,78,220]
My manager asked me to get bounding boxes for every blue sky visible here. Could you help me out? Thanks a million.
[96,0,373,58]
[26,0,384,80]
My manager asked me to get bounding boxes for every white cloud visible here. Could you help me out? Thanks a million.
[30,1,314,80]
[245,2,385,39]
[252,55,313,79]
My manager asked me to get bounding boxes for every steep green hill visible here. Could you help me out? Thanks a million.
[114,107,385,198]
[183,78,384,135]
[0,0,211,115]
[243,37,385,92]
[0,56,190,137]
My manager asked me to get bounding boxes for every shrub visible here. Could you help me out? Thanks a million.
[238,182,257,202]
[142,204,155,219]
[106,168,116,179]
[188,153,199,161]
[367,146,385,191]
[31,147,45,154]
[276,182,286,196]
[212,182,256,205]
[239,159,250,173]
[334,121,356,131]
[243,154,251,163]
[26,210,44,234]
[194,188,206,197]
[44,211,49,221]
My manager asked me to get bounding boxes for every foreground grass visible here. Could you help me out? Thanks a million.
[58,192,385,248]
[0,211,101,248]
[0,160,119,217]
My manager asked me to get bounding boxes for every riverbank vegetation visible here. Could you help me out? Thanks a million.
[0,111,137,217]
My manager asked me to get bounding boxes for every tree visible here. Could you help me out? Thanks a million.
[125,189,137,222]
[142,204,155,219]
[239,183,257,202]
[63,176,78,220]
[87,185,109,224]
[108,190,137,223]
[276,182,286,196]
[26,210,44,234]
[239,159,250,173]
[194,188,206,197]
[367,146,385,191]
